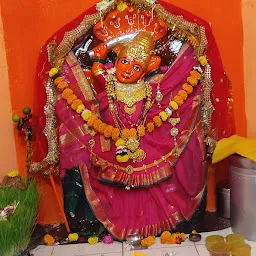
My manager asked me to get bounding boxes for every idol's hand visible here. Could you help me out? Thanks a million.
[93,43,108,59]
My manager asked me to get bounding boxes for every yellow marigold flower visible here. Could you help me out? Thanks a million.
[116,154,129,163]
[67,94,77,105]
[7,170,19,178]
[115,138,126,147]
[132,252,147,256]
[53,76,64,86]
[104,125,114,138]
[71,99,83,111]
[159,111,168,121]
[81,110,92,121]
[76,104,85,114]
[129,128,137,138]
[146,122,154,133]
[68,233,79,242]
[62,88,73,99]
[49,67,59,78]
[43,234,55,245]
[153,116,162,127]
[137,125,145,137]
[117,1,128,11]
[169,100,179,110]
[178,90,188,100]
[174,95,184,106]
[187,76,198,86]
[198,55,208,66]
[112,128,121,141]
[190,70,201,80]
[88,236,99,245]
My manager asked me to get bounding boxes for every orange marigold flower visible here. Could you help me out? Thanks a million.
[57,81,68,92]
[43,234,55,246]
[153,116,162,127]
[141,236,156,247]
[146,122,154,133]
[62,88,73,99]
[190,70,201,80]
[93,119,103,132]
[129,128,137,138]
[87,115,98,128]
[54,76,64,86]
[174,95,184,106]
[137,125,145,137]
[67,94,77,105]
[187,76,198,86]
[112,128,120,141]
[98,123,107,134]
[182,83,193,94]
[104,125,114,138]
[121,128,130,140]
[71,99,83,111]
[178,90,188,100]
[160,231,172,244]
[179,233,187,241]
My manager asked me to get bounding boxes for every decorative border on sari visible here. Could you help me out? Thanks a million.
[80,162,205,240]
[65,52,100,115]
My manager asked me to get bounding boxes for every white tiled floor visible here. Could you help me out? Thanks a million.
[30,228,256,256]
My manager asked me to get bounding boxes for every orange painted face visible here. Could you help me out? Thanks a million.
[115,56,145,83]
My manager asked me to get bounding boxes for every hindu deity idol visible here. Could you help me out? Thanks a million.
[31,0,235,240]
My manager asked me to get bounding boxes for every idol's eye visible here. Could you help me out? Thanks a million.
[134,65,141,72]
[121,59,128,65]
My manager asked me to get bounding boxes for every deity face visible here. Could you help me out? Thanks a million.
[115,56,145,83]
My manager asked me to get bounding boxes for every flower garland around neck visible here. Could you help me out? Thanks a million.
[48,56,207,163]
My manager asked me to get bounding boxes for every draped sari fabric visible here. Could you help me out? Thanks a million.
[32,0,235,240]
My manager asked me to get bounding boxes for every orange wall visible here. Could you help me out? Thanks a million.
[0,0,245,223]
[0,9,17,181]
[243,0,256,138]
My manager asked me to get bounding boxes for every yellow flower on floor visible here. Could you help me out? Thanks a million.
[88,236,99,245]
[7,170,19,178]
[68,233,79,242]
[43,234,55,246]
[132,252,147,256]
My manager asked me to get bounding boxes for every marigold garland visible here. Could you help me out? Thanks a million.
[182,83,193,94]
[51,61,204,163]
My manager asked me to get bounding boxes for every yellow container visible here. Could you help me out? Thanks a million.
[229,243,251,256]
[207,242,229,256]
[206,235,225,247]
[226,234,244,245]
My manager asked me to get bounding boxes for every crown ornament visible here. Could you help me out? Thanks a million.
[93,5,168,42]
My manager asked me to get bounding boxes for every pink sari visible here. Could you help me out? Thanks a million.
[55,44,206,240]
